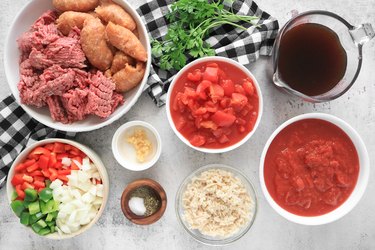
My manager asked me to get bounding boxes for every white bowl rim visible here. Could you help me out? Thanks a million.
[111,120,162,171]
[259,112,370,225]
[175,163,258,246]
[6,138,109,239]
[165,56,263,154]
[4,0,151,132]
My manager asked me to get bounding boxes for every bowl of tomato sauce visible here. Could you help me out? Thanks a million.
[259,113,369,225]
[166,56,263,153]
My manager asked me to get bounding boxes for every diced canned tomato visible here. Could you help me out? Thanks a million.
[170,61,259,149]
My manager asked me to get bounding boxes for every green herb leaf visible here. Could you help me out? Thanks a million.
[152,0,258,70]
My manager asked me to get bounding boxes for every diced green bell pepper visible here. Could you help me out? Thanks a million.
[46,211,58,222]
[46,220,55,227]
[36,219,47,228]
[29,212,44,224]
[11,191,18,201]
[11,200,25,217]
[24,188,38,202]
[31,222,43,233]
[20,212,30,225]
[38,228,51,236]
[39,188,53,203]
[40,199,59,214]
[49,225,55,233]
[28,201,40,215]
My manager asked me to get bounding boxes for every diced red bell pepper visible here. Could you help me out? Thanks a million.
[34,181,45,189]
[15,163,27,172]
[26,163,39,173]
[34,176,45,183]
[58,175,69,182]
[53,142,66,153]
[24,159,36,168]
[42,169,51,178]
[56,153,69,160]
[69,146,81,156]
[54,162,63,169]
[22,174,33,183]
[64,145,72,151]
[49,153,57,167]
[58,169,71,175]
[49,168,58,181]
[16,185,25,199]
[29,147,51,157]
[29,170,43,177]
[44,143,55,151]
[22,182,34,190]
[38,155,49,169]
[11,174,24,186]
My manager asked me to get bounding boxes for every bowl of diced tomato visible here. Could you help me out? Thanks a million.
[166,56,263,153]
[6,138,109,239]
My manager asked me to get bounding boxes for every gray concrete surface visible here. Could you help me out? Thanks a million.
[0,0,374,249]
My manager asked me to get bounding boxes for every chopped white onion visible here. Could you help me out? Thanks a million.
[50,157,103,234]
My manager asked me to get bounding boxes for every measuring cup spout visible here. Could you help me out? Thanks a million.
[349,23,375,46]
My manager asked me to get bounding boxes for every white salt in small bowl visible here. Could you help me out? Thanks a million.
[112,121,162,171]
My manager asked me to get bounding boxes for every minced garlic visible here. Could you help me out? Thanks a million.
[127,129,152,162]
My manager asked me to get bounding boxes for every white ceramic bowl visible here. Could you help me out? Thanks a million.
[4,0,151,132]
[259,113,370,225]
[112,121,162,171]
[6,138,109,239]
[176,164,257,245]
[166,56,263,154]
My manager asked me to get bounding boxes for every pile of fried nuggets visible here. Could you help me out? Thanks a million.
[54,0,147,93]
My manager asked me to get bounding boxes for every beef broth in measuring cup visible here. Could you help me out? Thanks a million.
[277,23,347,96]
[272,11,374,102]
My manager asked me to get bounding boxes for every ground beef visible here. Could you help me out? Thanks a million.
[17,10,124,124]
[46,96,68,124]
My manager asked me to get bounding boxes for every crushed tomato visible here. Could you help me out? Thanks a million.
[170,61,259,148]
[264,119,359,216]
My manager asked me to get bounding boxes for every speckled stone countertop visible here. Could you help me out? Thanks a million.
[0,0,374,249]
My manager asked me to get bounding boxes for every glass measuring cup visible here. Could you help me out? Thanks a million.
[272,10,374,102]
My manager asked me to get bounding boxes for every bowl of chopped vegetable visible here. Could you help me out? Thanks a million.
[6,138,109,239]
[166,56,263,153]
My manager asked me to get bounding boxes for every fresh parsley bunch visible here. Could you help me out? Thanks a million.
[151,0,258,71]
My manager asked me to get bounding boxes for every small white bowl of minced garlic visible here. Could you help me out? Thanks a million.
[112,121,162,171]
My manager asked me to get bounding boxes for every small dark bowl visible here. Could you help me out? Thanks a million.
[121,179,167,225]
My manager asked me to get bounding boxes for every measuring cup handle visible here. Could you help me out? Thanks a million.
[350,23,375,46]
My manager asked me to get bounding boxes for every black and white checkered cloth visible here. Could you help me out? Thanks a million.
[138,0,279,106]
[0,95,75,178]
[0,0,278,180]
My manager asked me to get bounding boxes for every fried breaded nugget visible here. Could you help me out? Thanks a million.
[81,18,113,71]
[56,11,94,35]
[112,62,145,92]
[95,3,136,31]
[105,22,147,62]
[53,0,99,12]
[111,51,135,74]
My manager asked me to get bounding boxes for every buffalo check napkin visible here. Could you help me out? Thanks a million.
[0,0,278,184]
[0,95,74,186]
[138,0,279,106]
